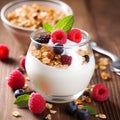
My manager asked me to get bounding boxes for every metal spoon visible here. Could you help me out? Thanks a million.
[90,42,120,75]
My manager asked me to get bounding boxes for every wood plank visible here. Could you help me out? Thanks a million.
[0,0,120,120]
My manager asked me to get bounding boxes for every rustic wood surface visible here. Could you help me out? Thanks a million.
[0,0,120,120]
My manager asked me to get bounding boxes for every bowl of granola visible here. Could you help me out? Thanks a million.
[0,0,73,52]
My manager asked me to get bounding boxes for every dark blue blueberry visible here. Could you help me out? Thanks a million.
[66,101,78,115]
[77,109,90,120]
[83,55,89,63]
[14,89,26,98]
[53,43,64,54]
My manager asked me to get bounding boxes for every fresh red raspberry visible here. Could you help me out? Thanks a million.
[92,84,109,102]
[7,70,25,90]
[0,44,9,60]
[28,93,46,114]
[61,55,72,65]
[20,56,26,69]
[51,29,67,44]
[67,29,82,43]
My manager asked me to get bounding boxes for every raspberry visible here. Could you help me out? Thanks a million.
[92,84,109,102]
[0,44,9,60]
[7,70,25,90]
[51,29,67,44]
[28,93,46,114]
[20,56,26,69]
[68,29,82,43]
[61,55,72,65]
[35,34,50,43]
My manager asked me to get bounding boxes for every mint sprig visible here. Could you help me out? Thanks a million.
[14,94,30,108]
[43,15,74,33]
[43,23,53,33]
[83,105,97,115]
[54,15,74,33]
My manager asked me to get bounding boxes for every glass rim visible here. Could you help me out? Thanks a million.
[0,0,73,32]
[30,28,91,48]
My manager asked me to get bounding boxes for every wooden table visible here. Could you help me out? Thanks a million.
[0,0,120,120]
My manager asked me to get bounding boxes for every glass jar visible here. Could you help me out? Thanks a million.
[25,28,95,103]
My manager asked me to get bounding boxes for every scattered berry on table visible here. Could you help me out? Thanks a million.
[77,109,90,120]
[14,89,26,98]
[28,93,46,114]
[61,55,72,65]
[0,44,9,60]
[51,29,67,44]
[67,29,82,43]
[7,70,25,90]
[20,56,26,69]
[83,55,89,63]
[66,101,78,115]
[35,34,50,44]
[92,84,109,102]
[53,43,64,54]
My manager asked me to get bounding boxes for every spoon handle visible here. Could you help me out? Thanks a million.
[90,42,119,62]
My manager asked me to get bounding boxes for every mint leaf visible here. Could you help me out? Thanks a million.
[43,23,53,33]
[54,15,74,33]
[83,105,97,115]
[14,94,30,108]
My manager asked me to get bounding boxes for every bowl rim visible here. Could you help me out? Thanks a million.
[0,0,73,32]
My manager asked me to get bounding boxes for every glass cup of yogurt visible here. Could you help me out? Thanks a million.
[25,27,95,103]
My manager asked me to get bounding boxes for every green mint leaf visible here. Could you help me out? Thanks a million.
[54,15,74,33]
[43,23,53,33]
[83,105,97,115]
[14,94,30,108]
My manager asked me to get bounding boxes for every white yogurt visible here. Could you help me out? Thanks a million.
[25,45,95,96]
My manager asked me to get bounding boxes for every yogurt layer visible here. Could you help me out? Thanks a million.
[26,41,95,96]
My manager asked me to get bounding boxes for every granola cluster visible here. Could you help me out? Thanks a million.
[31,44,91,68]
[31,45,66,68]
[7,4,65,29]
[95,53,110,80]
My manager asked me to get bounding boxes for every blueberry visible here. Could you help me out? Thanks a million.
[14,89,26,98]
[53,43,64,54]
[66,101,78,115]
[83,55,89,63]
[77,109,90,120]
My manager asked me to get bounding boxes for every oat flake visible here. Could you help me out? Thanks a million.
[12,111,20,117]
[96,113,107,119]
[45,114,52,120]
